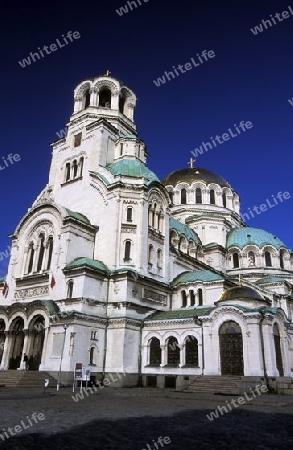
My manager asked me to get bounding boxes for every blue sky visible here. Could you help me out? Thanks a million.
[1,0,292,276]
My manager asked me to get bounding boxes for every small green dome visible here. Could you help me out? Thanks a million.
[227,227,285,250]
[106,159,159,183]
[219,286,263,302]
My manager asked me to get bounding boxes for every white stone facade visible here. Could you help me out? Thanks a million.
[0,74,292,389]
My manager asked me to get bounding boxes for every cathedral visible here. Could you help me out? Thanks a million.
[0,73,292,392]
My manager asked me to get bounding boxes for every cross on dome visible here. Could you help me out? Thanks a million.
[187,157,196,168]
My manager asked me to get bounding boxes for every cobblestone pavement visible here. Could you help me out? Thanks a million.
[0,387,292,449]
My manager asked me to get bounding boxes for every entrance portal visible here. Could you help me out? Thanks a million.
[28,316,45,370]
[9,317,25,370]
[219,321,244,376]
[0,319,5,365]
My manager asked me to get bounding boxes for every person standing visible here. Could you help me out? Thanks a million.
[23,353,29,371]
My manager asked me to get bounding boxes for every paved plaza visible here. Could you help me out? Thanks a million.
[0,387,292,449]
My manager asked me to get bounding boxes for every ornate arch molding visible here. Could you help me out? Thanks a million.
[148,184,170,208]
[14,203,64,237]
[144,331,163,346]
[209,305,250,334]
[74,81,93,99]
[261,245,278,256]
[93,79,119,95]
[0,311,9,326]
[120,86,136,104]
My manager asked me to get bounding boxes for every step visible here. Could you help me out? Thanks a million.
[0,371,57,388]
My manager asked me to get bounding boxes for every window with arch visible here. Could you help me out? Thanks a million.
[149,337,161,365]
[74,133,82,148]
[280,251,285,269]
[84,89,91,109]
[167,337,180,365]
[46,237,54,270]
[89,347,96,365]
[157,249,162,268]
[37,234,45,272]
[233,252,239,268]
[190,290,195,306]
[152,204,156,227]
[168,191,173,203]
[99,88,111,108]
[67,280,74,299]
[27,242,34,274]
[185,336,198,366]
[119,92,127,114]
[65,163,71,182]
[265,251,272,267]
[210,189,215,205]
[72,160,78,178]
[181,290,187,307]
[124,240,131,261]
[181,188,187,204]
[79,157,84,177]
[126,207,132,222]
[120,143,123,156]
[148,245,154,265]
[248,251,255,266]
[196,188,202,204]
[198,288,203,306]
[91,330,97,340]
[222,192,227,208]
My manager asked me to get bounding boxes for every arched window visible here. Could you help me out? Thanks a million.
[124,241,131,261]
[148,245,154,264]
[119,93,126,114]
[185,336,198,366]
[233,252,239,268]
[196,188,202,204]
[46,237,53,270]
[222,192,227,208]
[99,88,111,108]
[67,280,74,299]
[280,251,285,269]
[248,251,255,266]
[181,189,186,204]
[152,204,156,228]
[65,163,71,182]
[72,160,78,178]
[90,347,95,365]
[198,288,203,306]
[27,242,34,274]
[167,337,180,365]
[210,189,215,205]
[265,251,272,267]
[181,290,187,307]
[190,290,195,306]
[37,234,45,272]
[120,143,123,156]
[74,133,82,148]
[126,207,132,222]
[149,337,161,365]
[84,89,91,108]
[79,157,84,177]
[168,191,173,203]
[157,249,162,268]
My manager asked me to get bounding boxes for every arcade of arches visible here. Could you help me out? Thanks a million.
[0,315,45,371]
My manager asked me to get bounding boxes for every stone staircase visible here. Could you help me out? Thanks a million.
[0,370,57,388]
[182,376,244,395]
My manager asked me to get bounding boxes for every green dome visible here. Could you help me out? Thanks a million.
[106,159,159,183]
[227,227,285,250]
[219,286,263,302]
[161,167,231,188]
